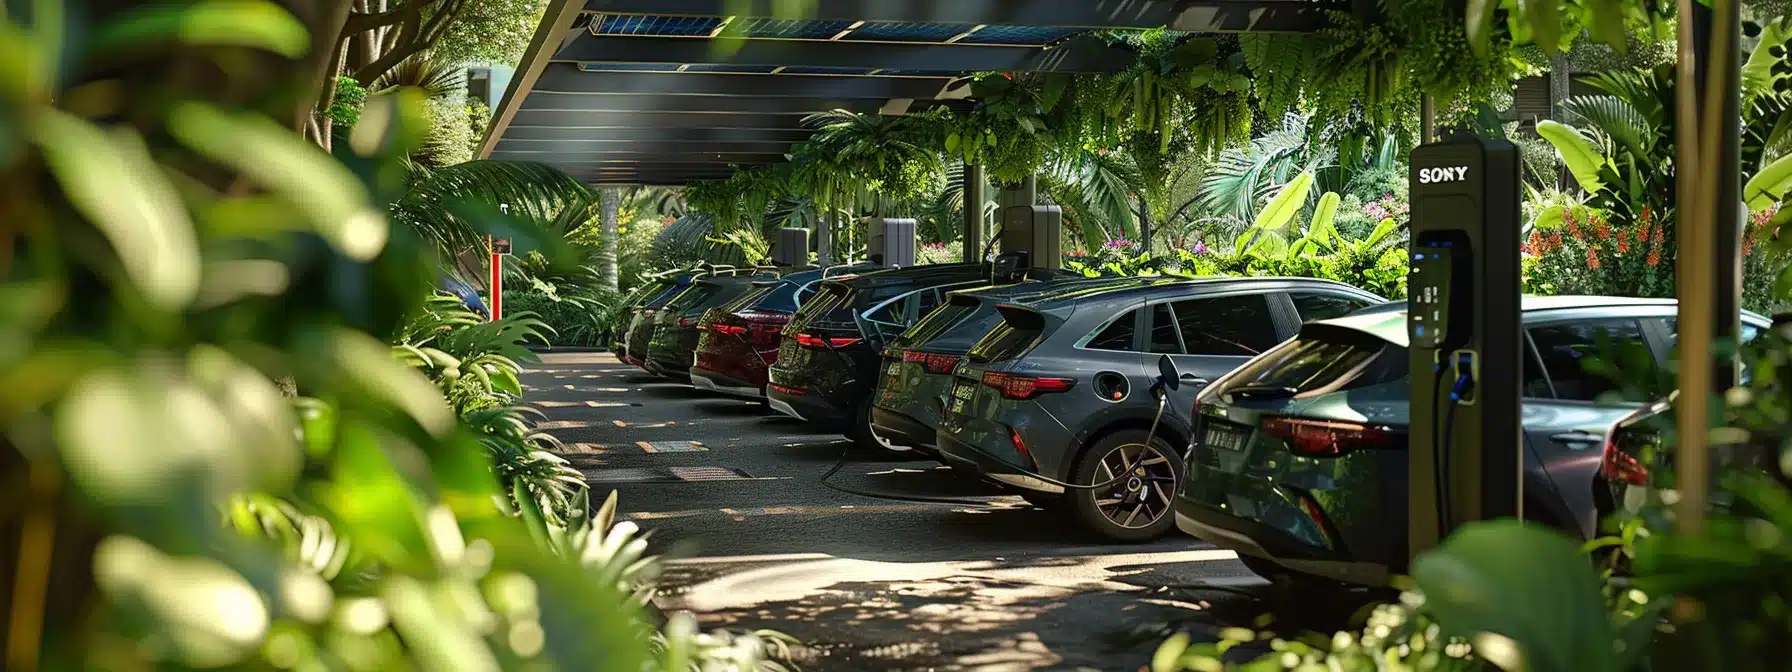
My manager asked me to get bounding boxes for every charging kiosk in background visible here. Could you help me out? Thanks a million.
[864,217,918,267]
[1406,135,1524,561]
[992,205,1062,282]
[770,227,812,270]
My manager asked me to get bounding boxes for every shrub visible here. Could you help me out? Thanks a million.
[504,287,619,347]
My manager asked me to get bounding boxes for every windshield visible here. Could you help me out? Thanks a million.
[720,284,775,313]
[1214,326,1408,399]
[642,281,687,309]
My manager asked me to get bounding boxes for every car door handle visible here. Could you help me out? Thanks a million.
[1551,431,1603,445]
[1180,374,1209,385]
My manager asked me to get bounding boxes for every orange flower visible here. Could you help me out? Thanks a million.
[1639,205,1653,226]
[1527,230,1545,255]
[1566,209,1583,240]
[1549,231,1563,249]
[1646,248,1661,266]
[1594,213,1610,240]
[1587,247,1600,269]
[1617,229,1630,253]
[1634,224,1649,244]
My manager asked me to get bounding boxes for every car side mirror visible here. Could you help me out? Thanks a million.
[1157,354,1180,392]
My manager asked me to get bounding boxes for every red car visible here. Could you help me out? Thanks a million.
[691,265,868,398]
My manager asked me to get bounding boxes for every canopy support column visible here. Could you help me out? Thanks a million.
[962,163,985,263]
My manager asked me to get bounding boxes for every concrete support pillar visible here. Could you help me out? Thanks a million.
[961,164,985,263]
[599,187,620,292]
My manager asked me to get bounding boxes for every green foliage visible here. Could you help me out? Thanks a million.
[324,75,368,127]
[428,0,550,66]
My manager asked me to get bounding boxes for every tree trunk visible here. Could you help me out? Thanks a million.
[1138,197,1154,254]
[599,188,620,292]
[1549,51,1573,191]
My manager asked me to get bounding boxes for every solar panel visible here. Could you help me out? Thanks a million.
[779,66,877,76]
[591,14,723,37]
[846,22,977,42]
[879,69,967,77]
[957,25,1084,46]
[682,64,781,74]
[735,18,856,39]
[578,62,683,72]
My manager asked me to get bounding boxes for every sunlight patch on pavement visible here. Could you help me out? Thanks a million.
[639,440,707,453]
[561,443,610,454]
[536,420,602,429]
[668,553,834,565]
[586,401,630,408]
[670,549,1239,613]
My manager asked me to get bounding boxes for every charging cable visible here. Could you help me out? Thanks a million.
[1427,359,1450,538]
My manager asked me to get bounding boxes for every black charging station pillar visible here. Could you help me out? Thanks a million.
[999,205,1062,272]
[1406,135,1523,561]
[864,217,917,267]
[771,227,811,271]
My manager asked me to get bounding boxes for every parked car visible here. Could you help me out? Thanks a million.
[690,264,873,398]
[935,278,1384,541]
[1173,296,1769,588]
[765,263,1001,445]
[870,275,1157,456]
[644,274,773,382]
[439,276,489,319]
[609,282,666,358]
[622,266,745,369]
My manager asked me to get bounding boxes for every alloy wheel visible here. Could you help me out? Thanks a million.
[1089,443,1178,529]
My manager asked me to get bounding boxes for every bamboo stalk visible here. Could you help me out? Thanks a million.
[1675,0,1739,537]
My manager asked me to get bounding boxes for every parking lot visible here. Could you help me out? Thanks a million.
[523,351,1379,671]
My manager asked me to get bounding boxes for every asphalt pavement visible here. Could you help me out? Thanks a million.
[523,351,1362,671]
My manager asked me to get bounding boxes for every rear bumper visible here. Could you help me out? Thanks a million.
[935,435,1063,494]
[691,367,763,398]
[765,386,851,427]
[868,406,938,456]
[1172,498,1388,587]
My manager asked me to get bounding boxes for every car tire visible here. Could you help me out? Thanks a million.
[849,398,908,456]
[1068,429,1184,543]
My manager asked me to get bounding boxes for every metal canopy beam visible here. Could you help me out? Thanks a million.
[554,35,1133,74]
[501,126,814,142]
[532,63,951,99]
[580,0,1338,32]
[520,92,884,114]
[509,110,817,128]
[495,139,798,153]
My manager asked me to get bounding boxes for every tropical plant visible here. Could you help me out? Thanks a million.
[391,159,596,259]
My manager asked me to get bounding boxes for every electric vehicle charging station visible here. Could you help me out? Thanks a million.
[864,217,918,267]
[770,227,812,271]
[994,205,1062,282]
[1406,134,1524,560]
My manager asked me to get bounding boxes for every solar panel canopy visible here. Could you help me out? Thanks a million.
[484,0,1338,186]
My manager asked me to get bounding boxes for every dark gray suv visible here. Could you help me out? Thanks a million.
[935,277,1385,541]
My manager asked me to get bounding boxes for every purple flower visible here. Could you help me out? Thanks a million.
[1191,242,1209,255]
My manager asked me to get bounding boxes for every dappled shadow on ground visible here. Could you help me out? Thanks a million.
[657,551,1282,671]
[687,398,773,417]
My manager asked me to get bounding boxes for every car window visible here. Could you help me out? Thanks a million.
[1148,303,1183,354]
[1172,294,1279,356]
[749,282,801,313]
[1528,319,1651,402]
[1292,292,1374,322]
[864,292,910,323]
[895,299,976,349]
[1659,317,1762,348]
[1085,308,1140,352]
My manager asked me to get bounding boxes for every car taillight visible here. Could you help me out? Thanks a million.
[981,371,1075,400]
[678,317,698,328]
[1259,416,1403,458]
[711,324,747,336]
[795,333,861,349]
[769,383,805,396]
[1600,429,1649,486]
[902,350,962,375]
[1010,427,1032,462]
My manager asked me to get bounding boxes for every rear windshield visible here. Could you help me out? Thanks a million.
[665,284,719,311]
[787,282,854,332]
[1213,326,1408,398]
[894,299,977,349]
[968,308,1045,363]
[642,281,686,309]
[750,281,803,313]
[721,284,776,313]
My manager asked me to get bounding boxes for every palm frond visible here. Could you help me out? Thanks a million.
[392,160,594,258]
[374,53,465,100]
[1563,95,1656,159]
